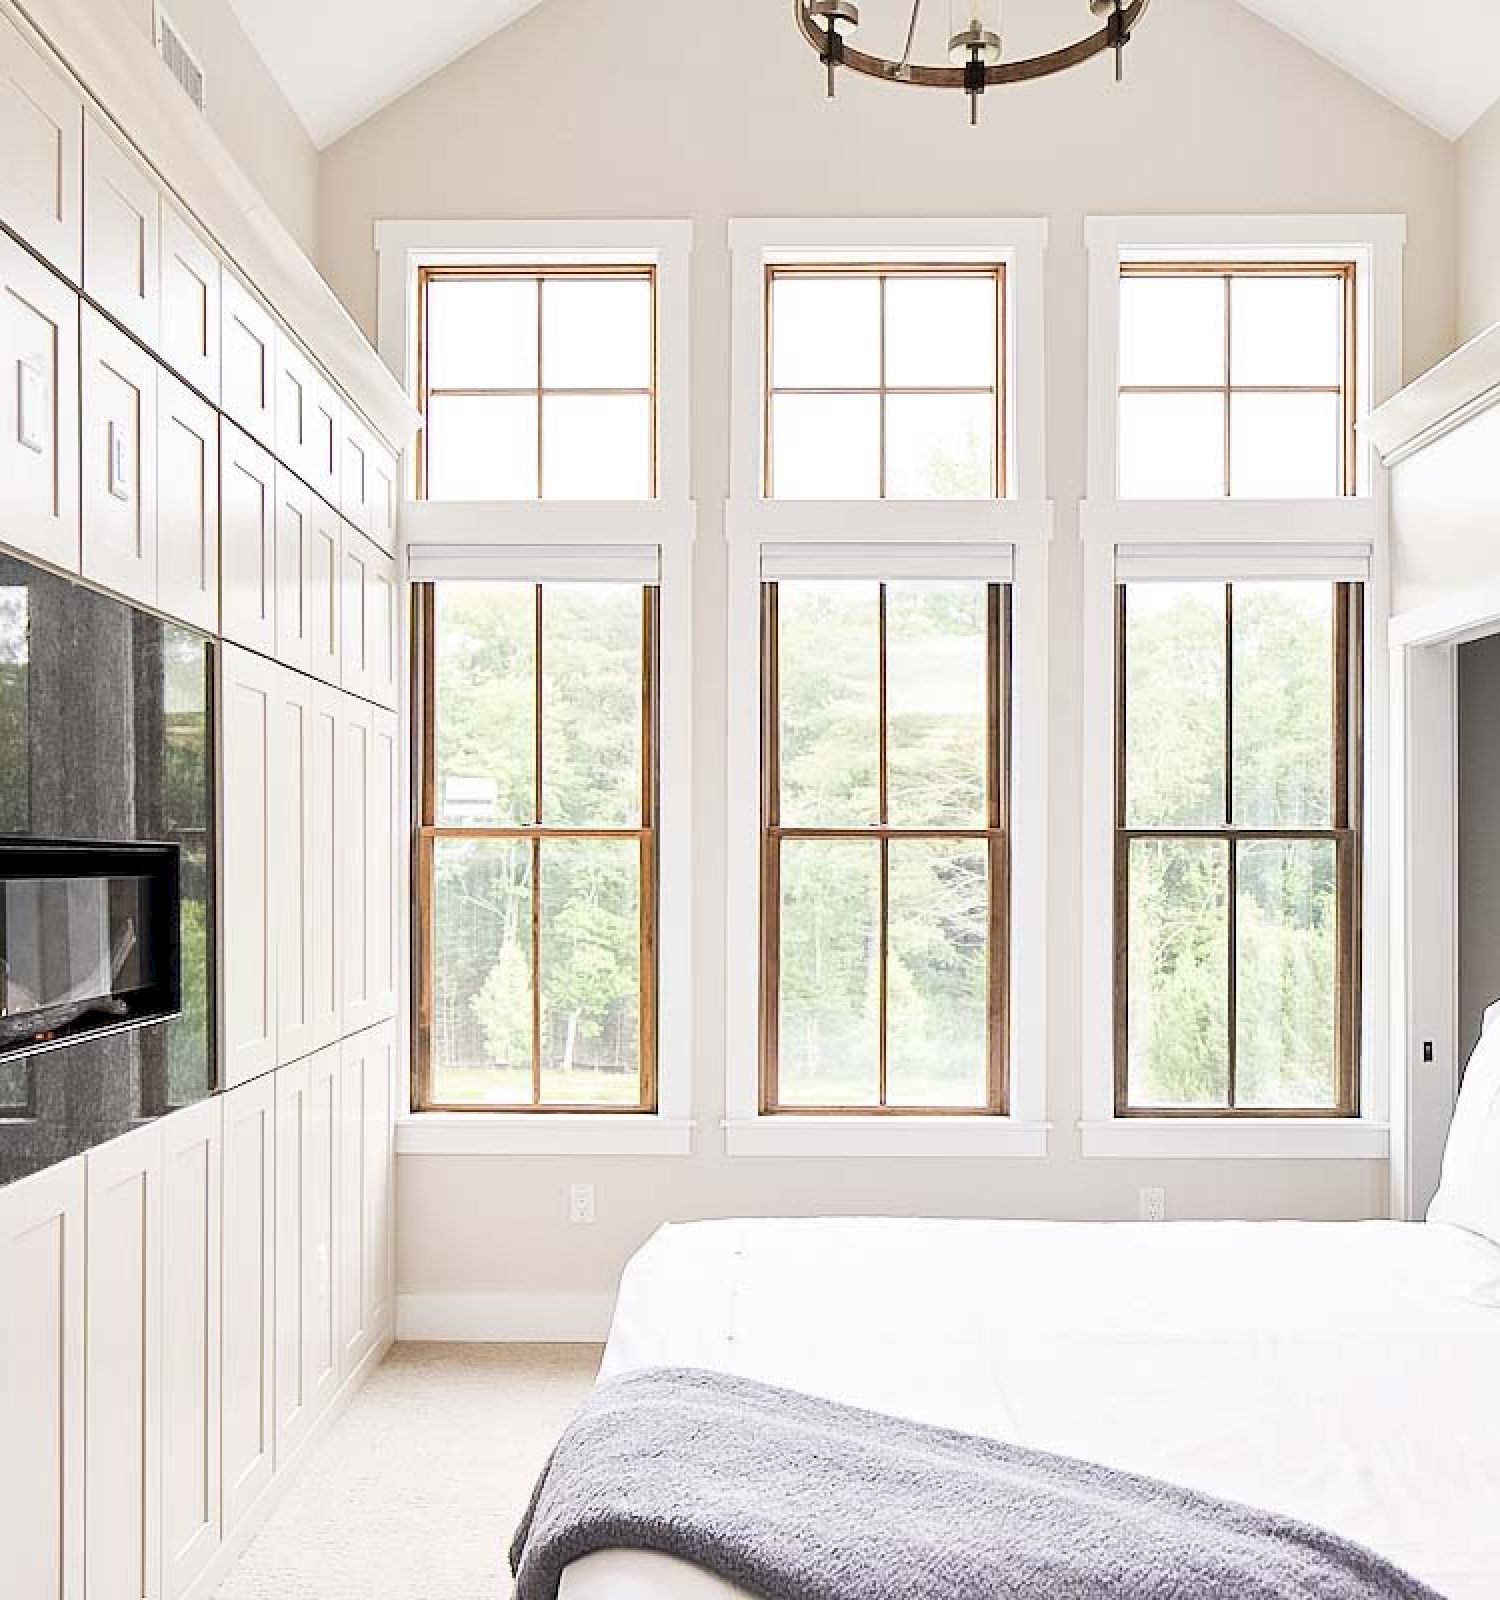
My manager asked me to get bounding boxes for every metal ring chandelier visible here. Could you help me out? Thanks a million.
[797,0,1154,124]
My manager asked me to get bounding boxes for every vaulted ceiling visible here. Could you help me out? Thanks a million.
[225,0,1500,150]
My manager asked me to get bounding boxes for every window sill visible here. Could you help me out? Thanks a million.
[724,1117,1050,1159]
[1078,1119,1390,1161]
[395,1114,695,1158]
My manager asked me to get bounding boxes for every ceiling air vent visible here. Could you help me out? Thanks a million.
[154,7,206,114]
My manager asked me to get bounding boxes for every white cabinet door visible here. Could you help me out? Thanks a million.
[0,231,79,572]
[311,683,342,1050]
[339,525,372,700]
[220,419,277,657]
[159,202,220,403]
[309,496,341,687]
[0,1158,85,1600]
[274,466,313,674]
[273,1059,311,1462]
[304,1045,342,1420]
[368,443,398,556]
[156,371,219,634]
[221,1072,275,1535]
[159,1098,221,1600]
[339,407,372,535]
[305,375,341,509]
[339,694,374,1034]
[84,1122,162,1600]
[220,645,278,1088]
[82,112,160,348]
[221,273,276,449]
[338,1022,393,1377]
[370,708,399,1023]
[273,329,310,482]
[81,304,157,609]
[0,10,82,279]
[366,541,399,711]
[273,665,315,1067]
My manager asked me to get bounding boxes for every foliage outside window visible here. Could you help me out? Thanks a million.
[760,579,1010,1113]
[765,266,1005,499]
[1116,580,1363,1115]
[415,581,659,1112]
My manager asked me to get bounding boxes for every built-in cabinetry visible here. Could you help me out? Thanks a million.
[0,8,83,278]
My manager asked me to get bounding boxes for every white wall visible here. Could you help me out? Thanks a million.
[318,0,1457,1322]
[1458,97,1500,343]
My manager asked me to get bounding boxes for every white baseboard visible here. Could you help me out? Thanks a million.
[396,1291,615,1343]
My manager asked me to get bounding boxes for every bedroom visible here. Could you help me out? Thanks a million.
[0,0,1497,1596]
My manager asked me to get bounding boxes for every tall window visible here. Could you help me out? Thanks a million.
[414,581,659,1112]
[1115,579,1362,1116]
[418,267,656,500]
[759,577,1010,1113]
[1117,263,1355,499]
[765,265,1005,499]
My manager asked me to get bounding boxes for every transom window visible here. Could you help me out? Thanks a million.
[1117,263,1355,499]
[1116,579,1363,1116]
[418,267,657,501]
[765,266,1005,499]
[760,577,1010,1113]
[414,580,659,1112]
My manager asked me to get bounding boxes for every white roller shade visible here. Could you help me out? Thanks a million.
[760,542,1014,582]
[405,543,661,584]
[1115,543,1371,582]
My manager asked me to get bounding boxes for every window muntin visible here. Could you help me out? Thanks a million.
[765,266,1006,500]
[1117,264,1356,500]
[419,267,657,501]
[1115,580,1363,1116]
[760,579,1010,1113]
[415,581,659,1112]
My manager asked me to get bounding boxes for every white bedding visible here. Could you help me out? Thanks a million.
[557,1216,1500,1600]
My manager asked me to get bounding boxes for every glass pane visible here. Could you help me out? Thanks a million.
[885,393,994,499]
[777,581,879,827]
[1126,837,1230,1109]
[770,275,880,389]
[1119,392,1226,499]
[426,395,537,500]
[770,393,880,498]
[426,277,538,390]
[1123,583,1226,829]
[542,394,652,498]
[1232,582,1336,828]
[538,837,642,1106]
[1236,838,1340,1109]
[777,838,880,1107]
[433,583,536,826]
[541,276,653,389]
[1230,392,1342,498]
[1231,275,1344,387]
[884,275,997,388]
[541,584,644,827]
[887,838,990,1108]
[887,581,989,828]
[1119,275,1225,386]
[429,837,533,1106]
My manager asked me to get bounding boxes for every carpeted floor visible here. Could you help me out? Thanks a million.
[213,1343,601,1599]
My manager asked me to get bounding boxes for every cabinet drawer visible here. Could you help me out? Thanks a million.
[157,371,220,633]
[83,111,161,347]
[161,201,221,403]
[0,11,82,279]
[221,272,276,448]
[81,304,158,609]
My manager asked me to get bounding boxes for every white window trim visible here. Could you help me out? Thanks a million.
[378,220,695,1157]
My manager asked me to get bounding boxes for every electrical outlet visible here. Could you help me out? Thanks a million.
[1139,1186,1166,1224]
[569,1183,597,1226]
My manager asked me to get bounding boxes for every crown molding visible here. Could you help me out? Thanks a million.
[1365,319,1500,468]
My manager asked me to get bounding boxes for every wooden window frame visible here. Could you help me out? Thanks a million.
[763,263,1008,500]
[757,579,1012,1117]
[1112,579,1364,1119]
[1117,261,1358,499]
[416,263,660,501]
[411,580,661,1115]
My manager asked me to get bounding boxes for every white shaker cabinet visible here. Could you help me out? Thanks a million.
[0,9,82,279]
[83,112,161,347]
[160,201,221,404]
[338,1021,394,1379]
[156,370,220,633]
[273,664,316,1066]
[370,707,399,1021]
[220,419,277,656]
[339,525,372,700]
[221,272,276,448]
[309,495,342,686]
[311,683,343,1049]
[367,540,400,711]
[274,465,314,674]
[339,694,374,1033]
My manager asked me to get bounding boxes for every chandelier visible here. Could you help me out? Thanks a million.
[797,0,1153,124]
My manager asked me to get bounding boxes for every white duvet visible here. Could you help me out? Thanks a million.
[557,1216,1500,1599]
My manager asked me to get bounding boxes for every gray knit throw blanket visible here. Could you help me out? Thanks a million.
[510,1367,1445,1600]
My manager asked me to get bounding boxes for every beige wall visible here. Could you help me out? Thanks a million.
[109,0,318,255]
[1459,98,1500,343]
[319,0,1455,1315]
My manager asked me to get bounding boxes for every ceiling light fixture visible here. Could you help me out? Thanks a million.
[799,0,1153,125]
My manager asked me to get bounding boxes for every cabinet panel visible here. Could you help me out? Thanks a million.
[309,497,341,686]
[339,524,372,700]
[83,112,160,347]
[311,684,342,1050]
[304,1046,342,1419]
[370,708,399,1023]
[222,1072,275,1534]
[220,644,278,1088]
[0,1158,85,1600]
[338,1022,392,1377]
[368,443,398,556]
[339,407,372,534]
[273,666,315,1066]
[274,466,313,673]
[221,273,276,448]
[156,370,219,633]
[273,1059,311,1461]
[339,695,374,1034]
[84,1122,162,1600]
[81,304,157,608]
[220,419,276,656]
[0,231,79,572]
[0,10,82,279]
[160,202,220,403]
[274,330,310,483]
[366,541,399,710]
[305,375,341,508]
[159,1098,221,1600]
